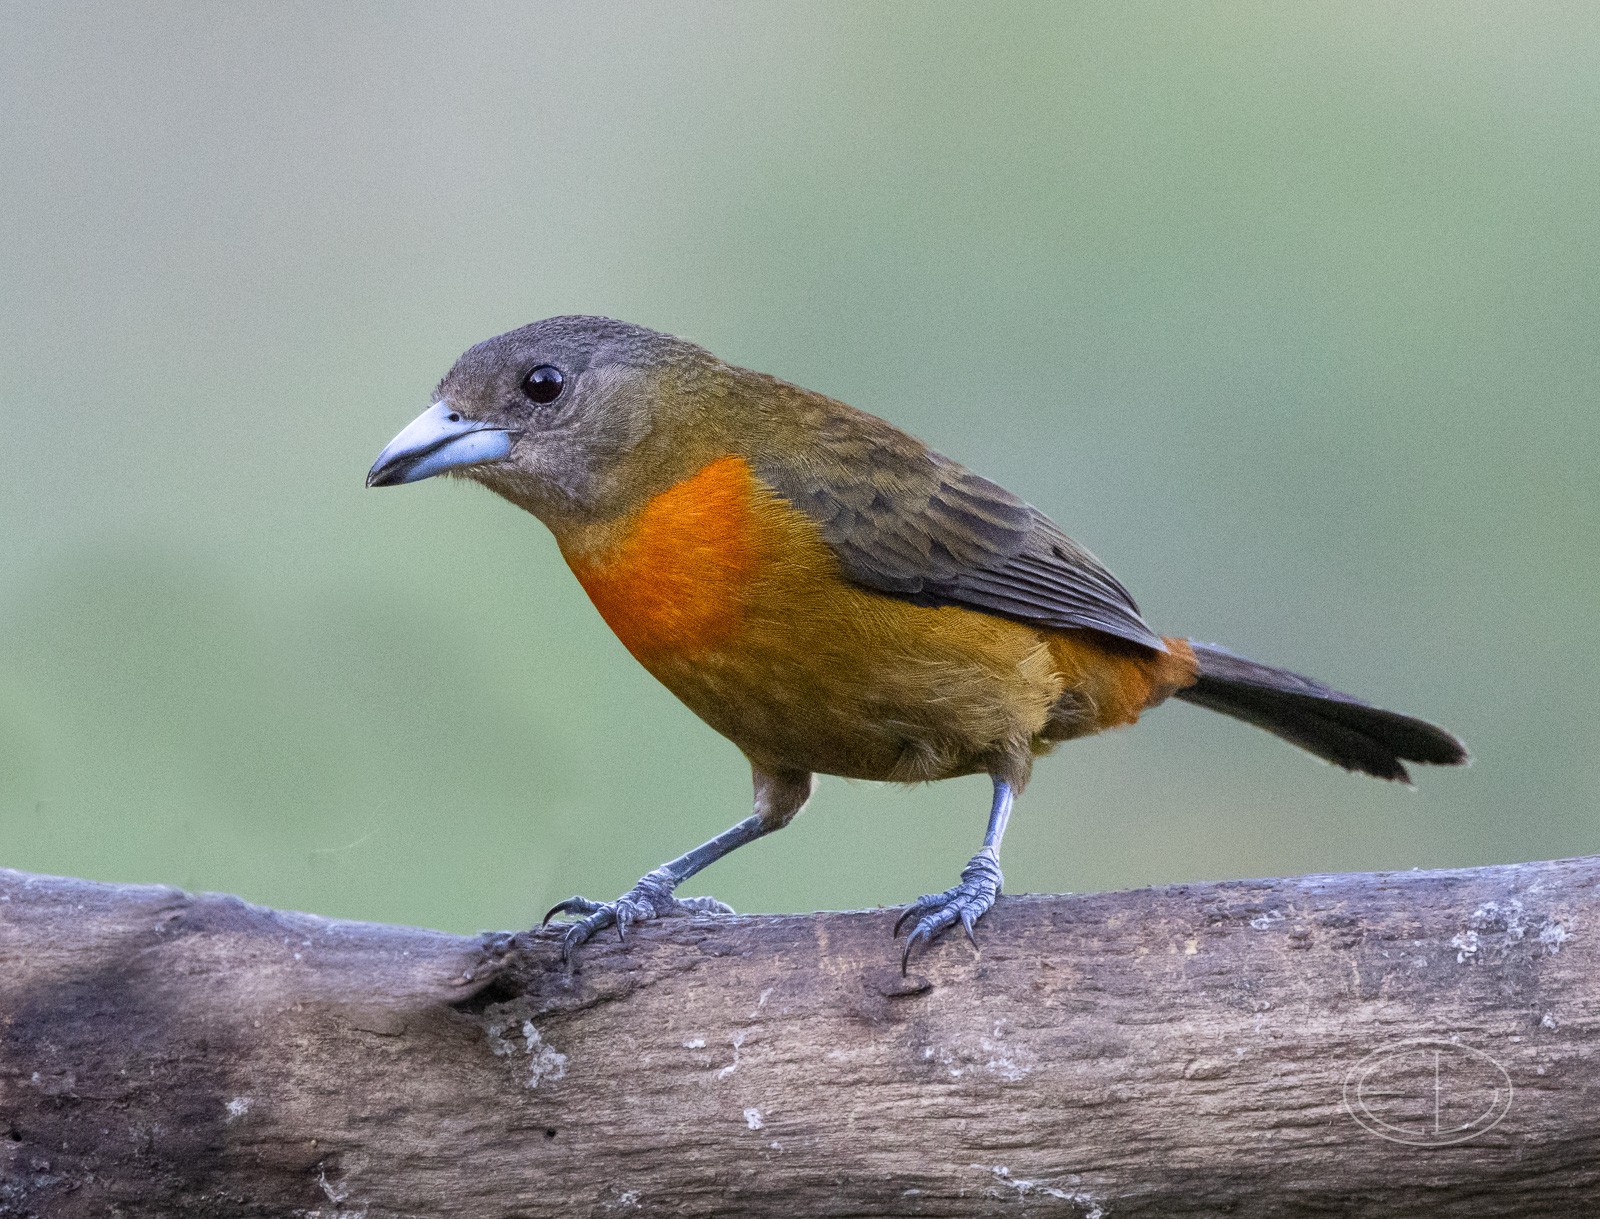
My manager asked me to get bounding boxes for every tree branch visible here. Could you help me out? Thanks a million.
[0,857,1594,1217]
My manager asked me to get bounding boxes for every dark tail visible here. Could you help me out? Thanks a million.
[1173,641,1468,783]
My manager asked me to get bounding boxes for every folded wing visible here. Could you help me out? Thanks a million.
[756,405,1165,652]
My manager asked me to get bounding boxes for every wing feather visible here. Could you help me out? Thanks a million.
[754,408,1164,651]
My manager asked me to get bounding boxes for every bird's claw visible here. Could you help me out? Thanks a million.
[894,848,1002,974]
[542,868,735,962]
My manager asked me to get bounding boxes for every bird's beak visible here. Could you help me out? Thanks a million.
[366,401,514,488]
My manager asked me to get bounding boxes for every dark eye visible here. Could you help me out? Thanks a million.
[520,365,565,405]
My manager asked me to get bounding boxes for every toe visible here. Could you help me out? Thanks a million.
[611,894,655,933]
[901,906,963,973]
[915,905,962,944]
[894,891,946,937]
[560,909,615,961]
[543,896,603,925]
[675,895,736,915]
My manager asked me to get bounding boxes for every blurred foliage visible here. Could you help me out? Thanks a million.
[1,3,1595,933]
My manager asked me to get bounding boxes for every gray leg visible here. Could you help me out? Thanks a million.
[544,766,814,961]
[894,775,1014,972]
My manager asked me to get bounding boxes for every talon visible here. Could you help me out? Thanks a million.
[900,927,926,975]
[893,893,940,938]
[960,908,980,948]
[559,923,589,964]
[893,906,917,938]
[542,897,590,926]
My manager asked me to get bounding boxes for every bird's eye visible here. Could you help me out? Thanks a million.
[520,365,565,405]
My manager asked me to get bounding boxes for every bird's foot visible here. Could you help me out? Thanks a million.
[894,847,1002,973]
[542,868,734,961]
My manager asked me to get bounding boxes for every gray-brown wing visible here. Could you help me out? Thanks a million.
[756,412,1165,652]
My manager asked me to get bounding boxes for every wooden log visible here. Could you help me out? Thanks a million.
[0,857,1594,1217]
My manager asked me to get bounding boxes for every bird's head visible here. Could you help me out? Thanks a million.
[367,316,723,526]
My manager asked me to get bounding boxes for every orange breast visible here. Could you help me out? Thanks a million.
[560,455,763,664]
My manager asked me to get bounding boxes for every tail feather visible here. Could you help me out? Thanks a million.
[1173,641,1468,783]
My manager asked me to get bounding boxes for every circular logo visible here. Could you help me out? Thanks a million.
[1343,1039,1512,1146]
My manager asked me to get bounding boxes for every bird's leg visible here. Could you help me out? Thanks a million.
[895,775,1014,972]
[544,767,814,961]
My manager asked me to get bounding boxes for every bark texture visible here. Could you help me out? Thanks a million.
[0,858,1594,1218]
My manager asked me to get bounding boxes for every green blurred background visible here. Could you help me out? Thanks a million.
[1,3,1594,934]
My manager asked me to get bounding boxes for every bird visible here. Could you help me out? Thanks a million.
[367,316,1468,970]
